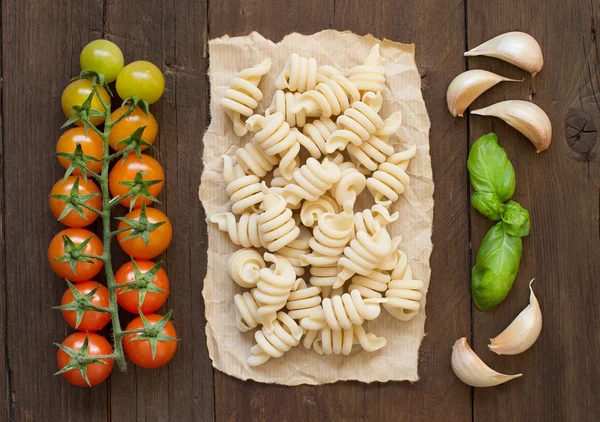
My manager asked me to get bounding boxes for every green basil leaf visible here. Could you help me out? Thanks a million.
[472,192,504,221]
[501,200,530,237]
[467,133,516,202]
[472,221,522,311]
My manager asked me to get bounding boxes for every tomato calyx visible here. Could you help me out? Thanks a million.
[116,126,158,161]
[54,234,103,275]
[116,203,165,245]
[50,177,102,221]
[126,311,178,360]
[53,280,111,328]
[56,143,102,181]
[118,259,166,308]
[118,170,162,211]
[72,70,113,97]
[54,333,111,387]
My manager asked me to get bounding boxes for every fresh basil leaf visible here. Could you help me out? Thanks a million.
[472,192,504,221]
[472,221,522,311]
[468,133,516,202]
[501,200,530,237]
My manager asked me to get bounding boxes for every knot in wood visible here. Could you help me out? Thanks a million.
[565,108,597,159]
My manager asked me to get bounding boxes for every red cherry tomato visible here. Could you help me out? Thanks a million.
[115,260,170,314]
[57,332,114,387]
[109,154,164,209]
[60,281,111,331]
[48,228,104,282]
[123,314,177,368]
[117,208,172,259]
[49,176,102,228]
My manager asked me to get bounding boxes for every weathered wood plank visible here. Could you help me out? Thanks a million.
[467,1,600,421]
[104,1,214,421]
[1,0,108,420]
[333,1,473,421]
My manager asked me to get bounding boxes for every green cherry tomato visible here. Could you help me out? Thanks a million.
[116,61,165,104]
[80,39,125,83]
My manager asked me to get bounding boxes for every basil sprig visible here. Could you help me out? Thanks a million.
[468,133,530,311]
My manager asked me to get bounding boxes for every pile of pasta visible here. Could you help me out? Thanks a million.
[211,45,425,367]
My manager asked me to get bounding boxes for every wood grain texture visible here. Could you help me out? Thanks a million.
[467,1,600,421]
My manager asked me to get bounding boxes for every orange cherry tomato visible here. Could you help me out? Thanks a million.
[56,127,104,175]
[60,281,111,331]
[108,154,164,209]
[117,208,172,259]
[123,314,177,368]
[109,106,158,151]
[48,228,104,282]
[49,176,102,228]
[57,332,113,387]
[115,260,170,314]
[61,79,110,127]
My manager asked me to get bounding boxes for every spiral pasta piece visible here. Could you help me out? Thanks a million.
[330,162,366,207]
[252,253,297,332]
[347,111,402,173]
[266,90,319,128]
[282,157,341,206]
[236,142,280,178]
[293,116,338,159]
[337,227,393,287]
[366,144,417,206]
[294,73,361,118]
[257,184,300,252]
[348,269,391,299]
[286,278,322,321]
[383,250,425,321]
[269,167,301,210]
[348,44,386,94]
[300,192,340,228]
[277,226,311,276]
[222,155,264,214]
[275,54,340,93]
[301,289,383,331]
[325,92,385,153]
[248,311,303,366]
[227,248,266,288]
[209,212,265,249]
[313,324,387,355]
[353,204,399,236]
[247,113,300,180]
[220,58,272,136]
[234,291,261,332]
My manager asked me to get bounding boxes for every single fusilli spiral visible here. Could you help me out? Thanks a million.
[337,227,393,286]
[220,58,272,137]
[209,212,265,249]
[222,155,264,214]
[247,113,300,180]
[330,162,366,207]
[347,111,402,173]
[257,183,300,251]
[299,192,340,228]
[348,44,386,94]
[325,92,385,153]
[276,225,311,276]
[248,311,303,366]
[366,144,417,206]
[312,324,387,355]
[236,142,280,178]
[282,157,342,206]
[275,54,337,93]
[301,289,384,331]
[252,253,297,332]
[383,250,425,321]
[294,73,361,118]
[227,248,266,288]
[286,278,322,321]
[266,90,318,128]
[234,291,261,332]
[294,116,338,159]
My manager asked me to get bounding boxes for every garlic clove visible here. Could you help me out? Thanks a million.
[446,70,522,117]
[471,100,552,152]
[489,279,542,355]
[465,32,544,76]
[451,337,522,387]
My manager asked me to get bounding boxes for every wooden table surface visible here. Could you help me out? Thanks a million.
[1,0,599,421]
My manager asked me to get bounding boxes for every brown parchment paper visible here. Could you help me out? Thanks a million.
[199,30,433,385]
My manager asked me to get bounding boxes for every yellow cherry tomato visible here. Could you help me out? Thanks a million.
[80,39,124,83]
[61,79,110,127]
[116,61,165,104]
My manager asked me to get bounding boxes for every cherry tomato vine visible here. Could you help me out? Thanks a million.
[49,40,178,387]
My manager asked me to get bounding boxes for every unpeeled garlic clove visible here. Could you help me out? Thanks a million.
[451,337,522,387]
[465,32,543,76]
[471,100,552,152]
[489,279,542,355]
[446,70,522,117]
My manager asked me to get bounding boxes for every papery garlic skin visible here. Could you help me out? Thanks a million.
[471,100,552,152]
[451,337,522,387]
[489,279,542,355]
[465,32,544,76]
[446,70,522,117]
